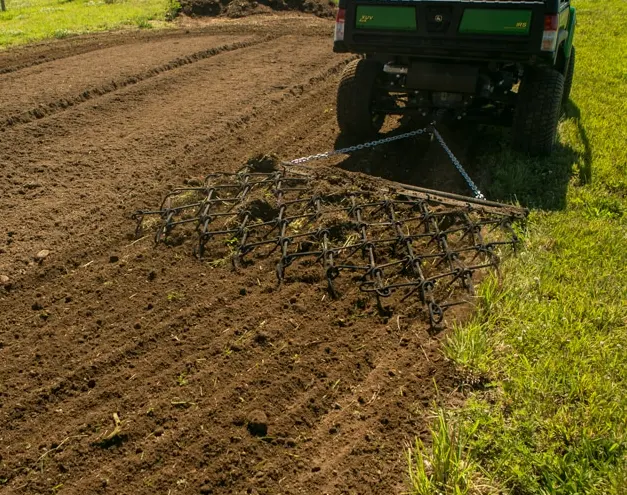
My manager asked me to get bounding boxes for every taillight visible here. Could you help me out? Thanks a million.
[541,14,559,51]
[335,8,346,42]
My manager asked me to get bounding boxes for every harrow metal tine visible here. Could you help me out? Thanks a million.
[136,163,525,327]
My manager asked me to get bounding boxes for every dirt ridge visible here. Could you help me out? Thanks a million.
[1,37,273,130]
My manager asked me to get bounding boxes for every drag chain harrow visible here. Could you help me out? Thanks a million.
[133,163,525,327]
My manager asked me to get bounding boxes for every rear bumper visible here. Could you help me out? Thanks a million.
[335,39,551,65]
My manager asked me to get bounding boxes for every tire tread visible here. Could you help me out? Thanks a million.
[512,67,565,156]
[336,59,382,137]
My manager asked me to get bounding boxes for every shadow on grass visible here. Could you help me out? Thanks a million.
[565,100,592,185]
[334,103,590,211]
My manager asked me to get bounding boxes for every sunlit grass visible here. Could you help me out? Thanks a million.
[407,410,488,495]
[436,1,627,493]
[0,0,180,48]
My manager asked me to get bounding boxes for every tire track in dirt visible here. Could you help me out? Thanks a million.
[0,30,206,75]
[0,16,333,76]
[0,36,273,130]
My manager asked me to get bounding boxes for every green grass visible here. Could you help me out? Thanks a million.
[0,0,181,48]
[409,1,627,494]
[408,409,481,495]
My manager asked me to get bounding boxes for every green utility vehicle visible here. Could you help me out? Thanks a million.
[333,0,576,155]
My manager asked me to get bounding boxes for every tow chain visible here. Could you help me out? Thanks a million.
[430,127,485,200]
[287,128,428,165]
[286,125,485,200]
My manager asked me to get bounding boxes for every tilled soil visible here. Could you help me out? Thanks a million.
[0,16,473,495]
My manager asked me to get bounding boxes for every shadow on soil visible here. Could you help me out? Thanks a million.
[334,101,590,211]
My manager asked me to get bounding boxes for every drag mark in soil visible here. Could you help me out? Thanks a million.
[0,36,273,131]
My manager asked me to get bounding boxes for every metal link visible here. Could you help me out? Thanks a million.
[430,127,485,200]
[286,125,485,201]
[286,128,428,165]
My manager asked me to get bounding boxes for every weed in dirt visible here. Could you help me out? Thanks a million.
[166,291,184,302]
[407,409,486,495]
[443,285,496,377]
[0,0,177,48]
[94,413,127,449]
[440,1,627,493]
[176,372,188,386]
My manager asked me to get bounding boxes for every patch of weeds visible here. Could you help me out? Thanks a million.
[166,291,184,302]
[206,257,227,268]
[443,278,499,376]
[136,18,153,29]
[407,409,486,495]
[224,236,239,248]
[53,29,71,39]
[165,0,181,20]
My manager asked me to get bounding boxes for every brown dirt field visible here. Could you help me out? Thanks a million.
[0,16,478,495]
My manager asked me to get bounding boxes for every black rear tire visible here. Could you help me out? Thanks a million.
[336,59,384,137]
[563,46,576,104]
[512,68,565,156]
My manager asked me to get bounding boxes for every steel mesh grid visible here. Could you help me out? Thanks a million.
[133,164,523,327]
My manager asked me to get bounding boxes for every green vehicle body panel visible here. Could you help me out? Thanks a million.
[355,6,417,31]
[335,0,577,69]
[564,6,576,57]
[459,9,532,36]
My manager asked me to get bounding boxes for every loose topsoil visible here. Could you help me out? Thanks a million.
[0,16,483,495]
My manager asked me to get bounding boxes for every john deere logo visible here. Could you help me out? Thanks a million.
[435,14,443,22]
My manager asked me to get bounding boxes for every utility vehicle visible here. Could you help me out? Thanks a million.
[333,0,576,155]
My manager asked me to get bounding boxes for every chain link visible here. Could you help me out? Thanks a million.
[285,125,485,200]
[430,127,485,200]
[286,128,428,165]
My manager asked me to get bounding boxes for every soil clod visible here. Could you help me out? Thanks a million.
[35,249,50,261]
[247,410,269,437]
